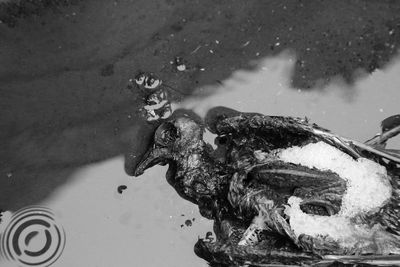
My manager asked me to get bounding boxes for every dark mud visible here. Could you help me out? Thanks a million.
[0,0,400,210]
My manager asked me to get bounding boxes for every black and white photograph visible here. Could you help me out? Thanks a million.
[0,0,400,266]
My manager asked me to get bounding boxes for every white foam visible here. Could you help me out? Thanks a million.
[277,141,392,245]
[284,196,379,247]
[279,141,391,217]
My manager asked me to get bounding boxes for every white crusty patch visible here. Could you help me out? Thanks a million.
[279,141,391,217]
[274,141,392,247]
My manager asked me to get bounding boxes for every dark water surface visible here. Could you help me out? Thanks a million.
[0,1,400,266]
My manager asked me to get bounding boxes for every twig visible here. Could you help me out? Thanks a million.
[190,45,202,54]
[345,138,400,164]
[310,128,400,164]
[365,125,400,146]
[310,129,362,159]
[323,254,400,263]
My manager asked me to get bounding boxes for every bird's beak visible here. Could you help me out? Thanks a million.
[134,146,172,176]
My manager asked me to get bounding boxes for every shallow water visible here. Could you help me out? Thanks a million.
[1,52,399,267]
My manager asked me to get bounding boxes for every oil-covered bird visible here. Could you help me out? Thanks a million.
[131,107,400,266]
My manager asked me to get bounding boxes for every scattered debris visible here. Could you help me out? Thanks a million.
[133,71,185,95]
[134,72,162,89]
[177,64,186,71]
[241,40,251,47]
[129,71,173,121]
[134,72,146,85]
[191,45,202,54]
[144,76,162,89]
[141,89,172,121]
[174,56,187,71]
[128,70,192,122]
[180,217,196,228]
[117,185,127,194]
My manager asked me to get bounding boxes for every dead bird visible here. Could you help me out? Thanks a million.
[131,107,400,266]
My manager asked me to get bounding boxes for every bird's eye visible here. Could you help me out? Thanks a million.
[154,122,179,146]
[216,135,228,145]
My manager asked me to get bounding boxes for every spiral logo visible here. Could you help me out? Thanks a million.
[0,206,66,267]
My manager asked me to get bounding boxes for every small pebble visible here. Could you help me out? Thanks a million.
[175,57,187,71]
[185,219,192,227]
[177,64,186,71]
[117,185,127,194]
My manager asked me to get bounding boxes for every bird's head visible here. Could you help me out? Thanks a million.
[134,116,206,177]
